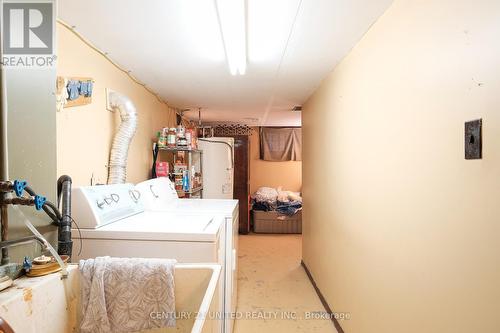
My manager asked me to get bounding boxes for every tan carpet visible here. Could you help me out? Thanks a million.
[234,234,338,333]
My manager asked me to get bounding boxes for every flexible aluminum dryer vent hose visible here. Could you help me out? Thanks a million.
[107,92,138,184]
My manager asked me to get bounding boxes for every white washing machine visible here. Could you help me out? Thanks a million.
[70,183,225,333]
[135,177,238,333]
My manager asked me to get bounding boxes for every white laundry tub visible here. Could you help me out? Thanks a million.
[0,263,221,333]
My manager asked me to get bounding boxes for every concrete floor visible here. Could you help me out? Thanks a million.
[233,234,338,333]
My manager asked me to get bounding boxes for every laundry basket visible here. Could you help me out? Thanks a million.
[252,210,302,234]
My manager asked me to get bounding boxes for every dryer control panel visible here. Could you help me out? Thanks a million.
[135,177,178,210]
[72,183,144,229]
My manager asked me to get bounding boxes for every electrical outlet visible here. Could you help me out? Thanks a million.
[465,119,482,159]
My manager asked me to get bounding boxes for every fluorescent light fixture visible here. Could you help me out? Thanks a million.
[215,0,247,75]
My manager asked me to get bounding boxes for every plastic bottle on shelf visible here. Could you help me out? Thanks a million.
[185,130,192,147]
[167,128,177,147]
[187,128,198,149]
[182,170,190,192]
[157,130,167,148]
[177,125,185,139]
[176,125,188,147]
[191,166,196,187]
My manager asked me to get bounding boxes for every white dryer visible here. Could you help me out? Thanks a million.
[70,183,225,333]
[135,177,238,333]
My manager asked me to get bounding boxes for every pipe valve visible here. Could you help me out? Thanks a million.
[13,180,27,197]
[34,195,46,211]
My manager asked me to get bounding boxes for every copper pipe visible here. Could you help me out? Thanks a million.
[1,200,8,265]
[0,181,13,192]
[0,197,35,206]
[0,196,35,266]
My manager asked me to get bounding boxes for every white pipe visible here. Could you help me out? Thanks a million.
[107,92,138,184]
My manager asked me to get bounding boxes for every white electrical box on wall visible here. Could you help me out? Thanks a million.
[105,88,117,112]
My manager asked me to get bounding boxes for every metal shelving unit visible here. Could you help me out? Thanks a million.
[156,146,203,198]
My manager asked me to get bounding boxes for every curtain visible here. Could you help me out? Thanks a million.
[260,127,302,161]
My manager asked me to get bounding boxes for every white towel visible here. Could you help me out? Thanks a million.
[79,256,177,333]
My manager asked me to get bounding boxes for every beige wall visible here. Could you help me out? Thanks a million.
[249,129,302,194]
[56,23,177,186]
[302,1,500,332]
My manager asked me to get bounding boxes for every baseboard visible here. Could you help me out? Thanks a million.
[301,260,345,333]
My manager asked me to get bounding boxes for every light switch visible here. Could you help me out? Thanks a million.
[465,119,482,159]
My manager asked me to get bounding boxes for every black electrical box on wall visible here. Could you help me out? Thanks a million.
[465,119,482,159]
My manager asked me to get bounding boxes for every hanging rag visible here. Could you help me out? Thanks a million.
[79,256,177,333]
[67,80,80,100]
[259,127,302,161]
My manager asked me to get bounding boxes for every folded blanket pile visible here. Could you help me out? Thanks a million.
[276,201,302,216]
[252,187,303,216]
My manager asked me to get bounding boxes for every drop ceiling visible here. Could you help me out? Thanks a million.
[58,0,393,126]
